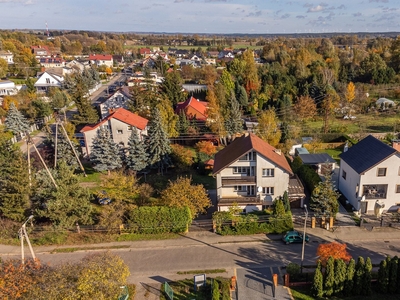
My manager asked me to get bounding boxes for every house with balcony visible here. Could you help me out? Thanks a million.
[338,135,400,213]
[213,133,294,213]
[98,86,131,119]
[79,107,148,158]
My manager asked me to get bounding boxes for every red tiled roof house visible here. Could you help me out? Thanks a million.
[80,108,148,157]
[213,133,293,213]
[175,96,208,121]
[89,54,113,67]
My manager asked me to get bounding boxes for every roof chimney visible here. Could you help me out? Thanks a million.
[392,140,400,152]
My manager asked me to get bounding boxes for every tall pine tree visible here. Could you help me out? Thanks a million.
[147,107,171,175]
[225,93,242,139]
[0,138,31,221]
[5,102,30,135]
[125,129,148,173]
[90,127,122,175]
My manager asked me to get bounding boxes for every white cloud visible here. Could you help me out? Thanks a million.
[308,5,325,13]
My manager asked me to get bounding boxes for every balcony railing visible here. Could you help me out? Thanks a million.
[221,176,256,186]
[363,193,386,199]
[218,196,261,206]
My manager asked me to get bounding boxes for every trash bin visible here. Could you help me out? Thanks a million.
[326,223,330,231]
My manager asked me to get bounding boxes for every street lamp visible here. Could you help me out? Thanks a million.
[19,215,36,266]
[301,204,309,273]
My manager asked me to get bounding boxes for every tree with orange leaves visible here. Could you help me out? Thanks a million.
[195,140,217,156]
[316,242,352,266]
[0,258,42,299]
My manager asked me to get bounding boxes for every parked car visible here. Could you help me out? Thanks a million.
[282,230,309,244]
[97,191,112,205]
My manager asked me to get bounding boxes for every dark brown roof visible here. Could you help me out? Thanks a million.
[213,133,293,175]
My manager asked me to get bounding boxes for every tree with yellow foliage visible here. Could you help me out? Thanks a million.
[255,108,281,147]
[161,176,211,218]
[345,82,356,103]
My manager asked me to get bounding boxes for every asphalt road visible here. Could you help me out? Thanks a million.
[12,238,400,284]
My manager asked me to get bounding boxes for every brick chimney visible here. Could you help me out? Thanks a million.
[392,140,400,152]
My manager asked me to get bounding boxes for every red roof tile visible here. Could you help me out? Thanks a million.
[213,133,293,175]
[175,96,208,120]
[89,54,113,61]
[80,108,148,133]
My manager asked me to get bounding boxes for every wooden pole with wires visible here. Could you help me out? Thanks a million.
[59,123,87,177]
[54,122,58,168]
[26,133,57,188]
[27,139,32,187]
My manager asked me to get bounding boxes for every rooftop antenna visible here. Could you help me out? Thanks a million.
[45,21,49,38]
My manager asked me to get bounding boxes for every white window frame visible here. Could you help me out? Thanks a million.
[262,187,274,195]
[234,185,245,192]
[377,168,387,177]
[233,167,249,174]
[262,168,275,177]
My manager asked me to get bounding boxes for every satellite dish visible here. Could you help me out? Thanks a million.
[257,186,262,193]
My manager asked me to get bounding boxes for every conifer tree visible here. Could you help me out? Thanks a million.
[90,127,122,175]
[0,138,31,221]
[225,94,242,138]
[344,258,355,296]
[353,256,365,295]
[324,256,335,296]
[64,72,99,125]
[125,129,148,173]
[378,257,389,293]
[282,191,290,212]
[363,257,373,295]
[147,107,171,175]
[178,110,189,135]
[334,259,347,295]
[310,174,340,217]
[235,82,248,108]
[212,279,220,300]
[312,261,324,298]
[34,161,93,228]
[388,256,398,294]
[5,102,30,135]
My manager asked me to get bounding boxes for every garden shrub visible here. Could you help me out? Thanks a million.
[212,279,220,300]
[286,263,301,281]
[127,206,191,234]
[298,165,321,192]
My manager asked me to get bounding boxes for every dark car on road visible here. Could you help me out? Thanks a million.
[282,230,309,244]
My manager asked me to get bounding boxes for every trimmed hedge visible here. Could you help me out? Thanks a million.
[127,206,192,234]
[217,213,293,235]
[297,165,322,192]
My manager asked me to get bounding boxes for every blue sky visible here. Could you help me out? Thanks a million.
[1,0,399,34]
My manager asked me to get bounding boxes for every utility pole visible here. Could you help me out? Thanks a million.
[26,133,57,188]
[27,140,32,187]
[59,123,87,177]
[19,215,36,267]
[301,204,309,273]
[54,122,58,168]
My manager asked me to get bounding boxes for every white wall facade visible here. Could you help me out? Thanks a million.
[82,118,147,157]
[216,150,290,210]
[339,153,400,211]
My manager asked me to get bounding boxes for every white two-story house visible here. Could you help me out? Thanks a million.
[80,108,148,158]
[339,135,400,213]
[98,87,131,119]
[213,133,294,213]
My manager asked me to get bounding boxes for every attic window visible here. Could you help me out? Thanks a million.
[127,126,132,131]
[117,130,123,134]
[377,168,387,177]
[46,78,50,84]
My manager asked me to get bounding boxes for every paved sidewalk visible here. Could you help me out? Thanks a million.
[1,226,399,257]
